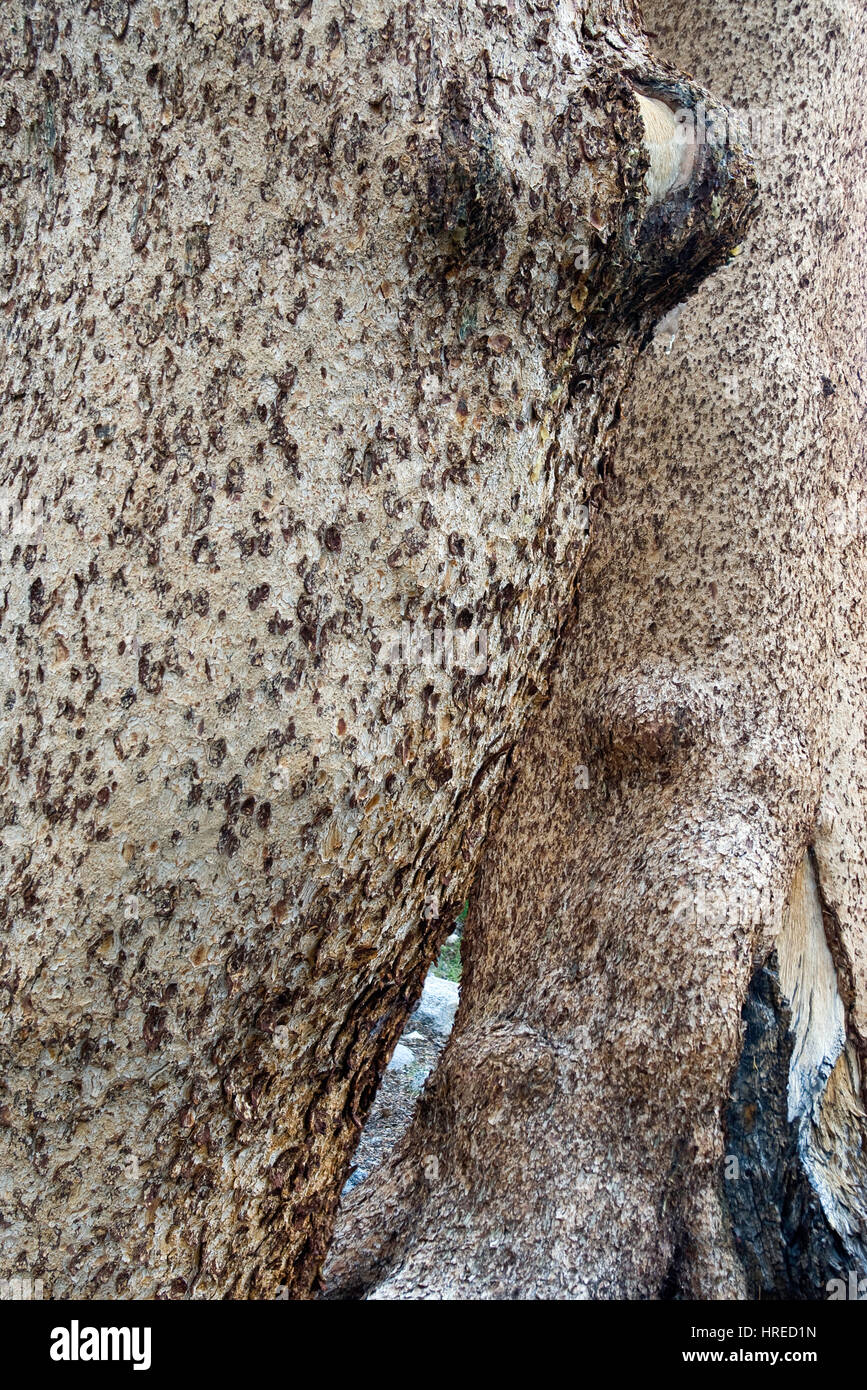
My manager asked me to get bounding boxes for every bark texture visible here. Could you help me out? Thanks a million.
[326,0,867,1299]
[0,1,754,1296]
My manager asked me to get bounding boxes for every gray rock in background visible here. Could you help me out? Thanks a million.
[410,974,459,1040]
[387,1043,416,1072]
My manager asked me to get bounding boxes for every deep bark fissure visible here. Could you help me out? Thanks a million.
[725,952,854,1299]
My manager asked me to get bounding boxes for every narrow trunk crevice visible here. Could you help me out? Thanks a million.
[725,952,852,1298]
[725,854,867,1297]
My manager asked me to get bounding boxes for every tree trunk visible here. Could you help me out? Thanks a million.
[0,1,754,1296]
[325,0,867,1299]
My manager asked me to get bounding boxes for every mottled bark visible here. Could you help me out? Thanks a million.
[0,2,754,1296]
[326,0,867,1299]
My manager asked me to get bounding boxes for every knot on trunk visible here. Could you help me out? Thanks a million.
[623,73,760,324]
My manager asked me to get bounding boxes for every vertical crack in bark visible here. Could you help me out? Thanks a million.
[725,854,867,1297]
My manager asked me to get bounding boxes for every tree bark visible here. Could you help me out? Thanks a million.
[0,1,754,1296]
[326,0,867,1299]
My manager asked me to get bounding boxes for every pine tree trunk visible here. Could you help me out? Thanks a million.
[325,0,867,1299]
[0,2,754,1296]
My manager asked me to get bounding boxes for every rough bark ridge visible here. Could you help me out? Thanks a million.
[0,2,754,1296]
[326,0,867,1299]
